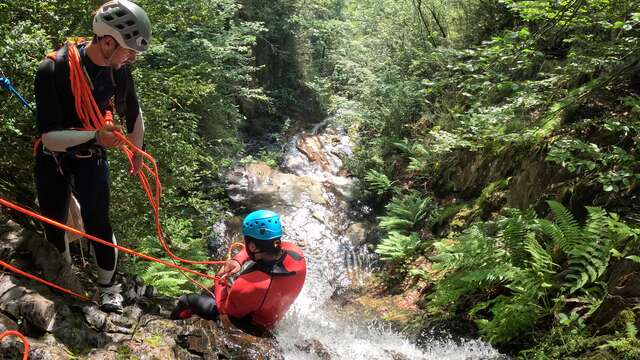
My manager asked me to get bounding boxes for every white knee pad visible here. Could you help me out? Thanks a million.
[96,234,119,285]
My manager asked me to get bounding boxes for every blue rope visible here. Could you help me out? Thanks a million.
[0,76,35,114]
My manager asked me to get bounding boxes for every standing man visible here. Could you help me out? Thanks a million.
[33,0,151,313]
[171,210,307,334]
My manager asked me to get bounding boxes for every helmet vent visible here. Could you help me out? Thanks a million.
[104,15,114,21]
[116,24,125,30]
[126,20,135,26]
[115,10,127,17]
[132,30,139,36]
[125,33,132,39]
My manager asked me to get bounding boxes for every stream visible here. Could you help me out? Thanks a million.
[222,118,505,359]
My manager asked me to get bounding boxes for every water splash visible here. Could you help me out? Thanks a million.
[226,120,504,359]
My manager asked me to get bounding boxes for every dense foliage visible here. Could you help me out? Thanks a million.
[2,0,640,356]
[294,0,640,357]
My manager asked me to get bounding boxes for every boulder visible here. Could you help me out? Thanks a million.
[0,276,57,331]
[345,222,368,247]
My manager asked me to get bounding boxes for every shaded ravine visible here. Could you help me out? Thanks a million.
[223,118,504,359]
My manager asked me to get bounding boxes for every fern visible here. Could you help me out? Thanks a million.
[476,295,544,344]
[394,140,432,174]
[539,202,617,293]
[378,190,436,233]
[547,201,582,252]
[364,169,394,196]
[375,231,421,262]
[502,208,537,267]
[429,226,517,306]
[564,206,613,293]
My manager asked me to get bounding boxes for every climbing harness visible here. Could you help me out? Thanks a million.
[0,42,246,358]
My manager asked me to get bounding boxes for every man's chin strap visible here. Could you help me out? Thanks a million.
[97,37,119,69]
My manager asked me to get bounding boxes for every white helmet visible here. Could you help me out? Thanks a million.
[93,0,152,52]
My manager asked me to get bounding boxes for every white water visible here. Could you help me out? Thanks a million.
[228,120,499,360]
[230,119,504,359]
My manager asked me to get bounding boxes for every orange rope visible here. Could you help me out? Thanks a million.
[0,259,91,301]
[0,330,29,360]
[65,41,235,267]
[0,198,216,280]
[0,42,250,359]
[0,41,246,303]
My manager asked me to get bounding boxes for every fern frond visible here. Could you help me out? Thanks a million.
[503,216,529,267]
[364,169,394,196]
[562,206,615,293]
[378,190,436,233]
[524,233,557,276]
[547,201,581,251]
[537,219,566,252]
[476,295,543,344]
[375,231,422,262]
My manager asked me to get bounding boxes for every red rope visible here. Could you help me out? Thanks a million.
[0,259,90,301]
[0,331,29,360]
[0,198,216,280]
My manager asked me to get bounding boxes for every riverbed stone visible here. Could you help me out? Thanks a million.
[227,162,327,208]
[295,339,333,359]
[345,222,368,246]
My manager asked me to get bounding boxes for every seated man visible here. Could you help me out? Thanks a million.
[171,210,306,333]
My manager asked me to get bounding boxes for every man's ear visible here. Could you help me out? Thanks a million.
[274,240,281,249]
[247,242,257,252]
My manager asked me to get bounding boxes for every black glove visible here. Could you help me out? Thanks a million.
[170,294,218,321]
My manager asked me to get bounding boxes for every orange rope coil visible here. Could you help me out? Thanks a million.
[1,40,245,300]
[0,330,29,360]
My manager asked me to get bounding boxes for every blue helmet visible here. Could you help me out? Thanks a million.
[242,210,282,240]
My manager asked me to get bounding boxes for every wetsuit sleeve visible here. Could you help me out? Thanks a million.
[222,278,266,320]
[123,67,141,133]
[127,111,144,148]
[34,59,63,134]
[35,58,98,151]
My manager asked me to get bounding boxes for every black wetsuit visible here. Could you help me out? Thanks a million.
[33,42,139,283]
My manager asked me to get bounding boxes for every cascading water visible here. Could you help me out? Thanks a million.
[223,118,505,359]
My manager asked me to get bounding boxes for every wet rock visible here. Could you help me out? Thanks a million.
[385,350,411,360]
[123,305,143,322]
[345,223,368,247]
[226,162,327,208]
[0,312,18,332]
[591,259,640,328]
[105,311,138,334]
[0,276,57,331]
[19,293,57,331]
[26,345,69,360]
[177,319,283,359]
[416,317,478,347]
[295,339,333,359]
[16,231,85,295]
[84,305,107,330]
[0,220,27,260]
